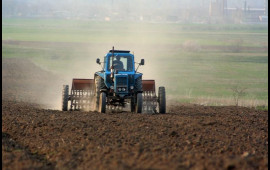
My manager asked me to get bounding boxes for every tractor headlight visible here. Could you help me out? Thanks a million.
[118,88,122,92]
[122,87,126,91]
[130,86,134,90]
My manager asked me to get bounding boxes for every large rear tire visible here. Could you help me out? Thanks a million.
[158,87,166,114]
[94,76,105,111]
[134,77,142,92]
[62,85,69,111]
[99,92,106,113]
[135,93,143,113]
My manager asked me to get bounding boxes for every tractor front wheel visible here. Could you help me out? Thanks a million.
[135,93,143,113]
[99,92,106,113]
[62,85,69,111]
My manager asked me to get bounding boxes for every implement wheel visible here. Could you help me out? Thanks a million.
[99,92,106,113]
[130,97,135,112]
[158,87,166,114]
[135,93,143,113]
[62,85,69,111]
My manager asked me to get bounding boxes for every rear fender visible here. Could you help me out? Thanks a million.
[134,73,142,80]
[100,89,108,93]
[95,72,105,79]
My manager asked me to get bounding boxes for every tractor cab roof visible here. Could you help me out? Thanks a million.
[109,50,130,53]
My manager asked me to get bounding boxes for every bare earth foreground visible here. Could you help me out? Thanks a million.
[2,58,268,170]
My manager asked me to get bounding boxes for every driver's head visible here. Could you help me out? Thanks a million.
[116,56,121,61]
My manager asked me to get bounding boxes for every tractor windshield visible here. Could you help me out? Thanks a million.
[107,55,133,72]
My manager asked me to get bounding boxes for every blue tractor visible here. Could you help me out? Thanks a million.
[62,47,166,113]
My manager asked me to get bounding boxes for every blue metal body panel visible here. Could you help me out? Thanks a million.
[96,72,105,79]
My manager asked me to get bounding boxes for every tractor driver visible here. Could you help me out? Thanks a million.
[113,56,124,70]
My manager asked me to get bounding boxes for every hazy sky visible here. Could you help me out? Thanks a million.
[3,0,266,18]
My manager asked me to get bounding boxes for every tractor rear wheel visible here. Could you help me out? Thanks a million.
[62,85,69,111]
[99,92,106,113]
[94,76,105,111]
[135,93,143,113]
[158,87,166,114]
[135,77,142,92]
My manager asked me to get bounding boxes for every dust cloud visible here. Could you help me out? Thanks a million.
[2,58,63,109]
[1,29,193,110]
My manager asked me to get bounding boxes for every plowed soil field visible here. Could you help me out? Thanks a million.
[2,58,268,170]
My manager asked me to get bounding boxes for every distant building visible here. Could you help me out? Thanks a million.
[209,0,227,17]
[166,16,178,22]
[209,0,267,23]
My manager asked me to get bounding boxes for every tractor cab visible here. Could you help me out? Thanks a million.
[105,51,135,73]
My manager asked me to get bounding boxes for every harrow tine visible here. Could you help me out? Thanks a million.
[142,90,157,113]
[70,79,95,111]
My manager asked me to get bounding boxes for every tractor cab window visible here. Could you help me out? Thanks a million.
[107,55,133,72]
